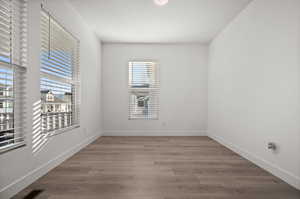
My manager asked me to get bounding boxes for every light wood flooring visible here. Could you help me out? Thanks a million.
[13,136,300,199]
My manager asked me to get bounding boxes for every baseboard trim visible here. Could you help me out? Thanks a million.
[0,133,101,199]
[208,133,300,190]
[103,130,207,136]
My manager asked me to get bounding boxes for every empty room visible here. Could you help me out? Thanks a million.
[0,0,299,198]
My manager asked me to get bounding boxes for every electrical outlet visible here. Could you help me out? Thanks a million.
[268,142,277,150]
[83,127,87,134]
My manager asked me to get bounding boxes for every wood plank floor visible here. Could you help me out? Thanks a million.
[13,136,300,199]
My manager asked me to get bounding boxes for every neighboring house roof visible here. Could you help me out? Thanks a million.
[41,90,50,94]
[41,91,71,104]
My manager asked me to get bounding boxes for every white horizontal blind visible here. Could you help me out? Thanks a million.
[0,0,27,153]
[128,62,159,120]
[40,9,80,134]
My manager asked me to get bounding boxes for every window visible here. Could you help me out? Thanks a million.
[0,0,27,152]
[128,61,159,120]
[40,9,80,134]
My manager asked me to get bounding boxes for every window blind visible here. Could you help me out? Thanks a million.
[0,0,27,153]
[40,9,80,134]
[128,62,159,120]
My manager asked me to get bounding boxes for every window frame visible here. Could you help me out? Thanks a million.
[0,0,27,153]
[40,7,80,137]
[128,60,160,120]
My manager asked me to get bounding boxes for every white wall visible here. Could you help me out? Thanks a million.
[0,0,102,198]
[102,43,208,136]
[208,0,300,189]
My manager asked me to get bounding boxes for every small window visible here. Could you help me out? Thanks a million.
[128,62,159,120]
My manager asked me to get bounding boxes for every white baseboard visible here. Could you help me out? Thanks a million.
[103,130,207,136]
[208,133,300,190]
[0,133,101,199]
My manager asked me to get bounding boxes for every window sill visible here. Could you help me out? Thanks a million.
[129,118,159,120]
[47,124,80,137]
[0,141,26,154]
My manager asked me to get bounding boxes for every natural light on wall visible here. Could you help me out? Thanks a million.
[32,100,49,154]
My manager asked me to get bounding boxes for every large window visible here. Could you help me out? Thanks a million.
[40,9,79,134]
[0,0,27,152]
[128,62,159,120]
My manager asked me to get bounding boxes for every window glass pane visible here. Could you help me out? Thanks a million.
[41,50,73,79]
[0,67,14,147]
[129,91,150,118]
[129,62,156,88]
[0,56,10,64]
[41,78,74,132]
[129,91,159,120]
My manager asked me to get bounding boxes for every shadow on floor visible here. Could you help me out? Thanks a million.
[22,190,44,199]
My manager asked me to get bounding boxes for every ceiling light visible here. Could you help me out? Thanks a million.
[154,0,169,6]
